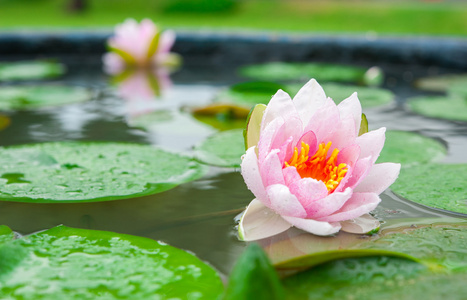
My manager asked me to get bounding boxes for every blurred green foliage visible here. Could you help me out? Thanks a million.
[164,0,237,13]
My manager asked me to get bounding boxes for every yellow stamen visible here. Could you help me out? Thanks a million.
[284,141,348,193]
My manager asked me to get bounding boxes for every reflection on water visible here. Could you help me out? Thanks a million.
[0,60,465,275]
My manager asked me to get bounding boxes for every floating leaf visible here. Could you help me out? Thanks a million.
[192,103,251,131]
[288,82,394,107]
[391,164,467,214]
[377,131,446,166]
[194,129,245,167]
[0,225,13,245]
[216,81,289,107]
[0,142,207,203]
[0,225,223,299]
[224,243,285,300]
[408,95,467,122]
[0,61,65,81]
[362,66,384,86]
[0,85,92,110]
[239,62,369,83]
[283,256,430,300]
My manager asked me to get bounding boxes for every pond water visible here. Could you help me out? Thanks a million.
[0,56,466,277]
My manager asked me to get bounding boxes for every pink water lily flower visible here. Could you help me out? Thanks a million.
[103,19,179,73]
[239,79,401,241]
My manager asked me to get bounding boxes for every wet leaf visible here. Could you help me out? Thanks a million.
[194,129,245,167]
[0,225,14,245]
[0,85,92,110]
[239,62,369,83]
[0,225,223,299]
[377,130,446,166]
[216,81,289,108]
[408,95,467,122]
[391,164,467,214]
[224,243,285,300]
[0,61,65,81]
[0,142,207,203]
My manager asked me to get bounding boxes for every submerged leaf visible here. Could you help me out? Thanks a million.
[224,243,285,300]
[0,142,207,203]
[0,225,224,299]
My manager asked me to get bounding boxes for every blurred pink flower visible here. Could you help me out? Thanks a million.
[239,79,400,241]
[103,19,178,73]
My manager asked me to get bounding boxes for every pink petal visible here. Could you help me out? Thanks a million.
[260,150,285,186]
[337,92,362,136]
[238,199,292,241]
[293,130,318,159]
[340,214,380,234]
[337,144,360,168]
[293,79,327,127]
[303,97,340,143]
[282,216,341,236]
[102,53,125,75]
[317,192,381,223]
[267,184,307,218]
[282,166,301,186]
[241,146,269,205]
[158,30,176,55]
[261,90,297,132]
[354,162,401,194]
[257,117,285,163]
[277,136,294,163]
[305,187,353,219]
[287,177,330,216]
[356,127,386,163]
[322,115,357,152]
[342,156,373,190]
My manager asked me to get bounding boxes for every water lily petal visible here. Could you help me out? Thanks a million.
[282,216,341,236]
[356,127,386,163]
[158,30,176,54]
[260,150,285,186]
[306,187,353,219]
[288,177,330,215]
[322,115,357,152]
[293,79,327,127]
[337,92,362,136]
[241,146,269,204]
[303,97,340,143]
[340,214,380,234]
[317,192,381,223]
[342,156,373,190]
[261,90,297,131]
[354,162,401,194]
[258,117,285,162]
[267,184,307,218]
[239,199,292,241]
[282,166,302,186]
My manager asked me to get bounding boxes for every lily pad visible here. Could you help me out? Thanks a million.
[377,130,446,166]
[0,142,207,203]
[408,95,467,122]
[0,85,92,110]
[0,61,65,81]
[391,164,467,214]
[194,129,245,167]
[239,62,369,83]
[215,81,289,108]
[192,103,251,131]
[0,225,14,245]
[0,225,223,299]
[288,83,394,107]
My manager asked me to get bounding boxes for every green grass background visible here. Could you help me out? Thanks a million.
[0,0,466,35]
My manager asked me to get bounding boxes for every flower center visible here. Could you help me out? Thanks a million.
[284,141,348,192]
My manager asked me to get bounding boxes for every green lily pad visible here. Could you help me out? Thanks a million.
[0,61,65,81]
[0,225,14,245]
[215,81,289,108]
[0,225,223,299]
[377,130,446,166]
[408,95,467,122]
[0,142,207,203]
[288,82,394,107]
[192,103,251,131]
[391,164,467,215]
[239,62,369,83]
[224,243,285,300]
[0,85,92,110]
[194,129,245,168]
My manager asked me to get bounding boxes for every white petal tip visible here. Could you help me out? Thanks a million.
[340,214,380,234]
